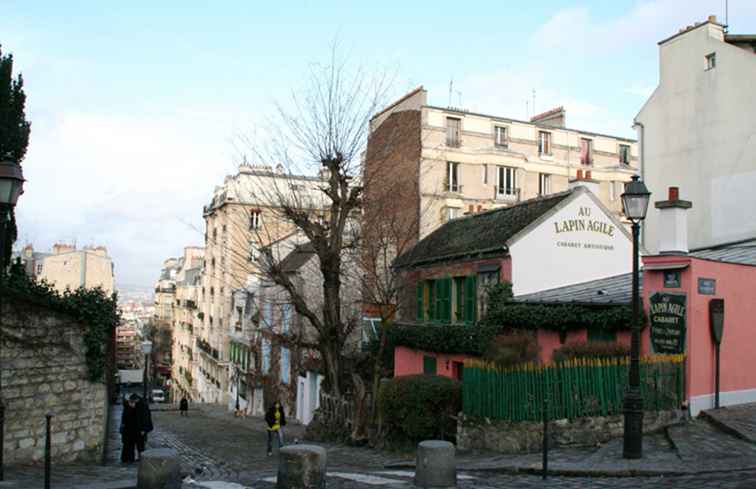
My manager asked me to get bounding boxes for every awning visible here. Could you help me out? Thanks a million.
[643,263,689,271]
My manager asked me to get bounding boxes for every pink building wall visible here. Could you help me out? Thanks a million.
[643,255,756,414]
[394,346,469,379]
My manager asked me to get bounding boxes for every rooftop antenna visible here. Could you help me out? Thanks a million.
[456,90,462,108]
[532,89,536,117]
[725,0,729,32]
[526,100,529,119]
[448,78,454,107]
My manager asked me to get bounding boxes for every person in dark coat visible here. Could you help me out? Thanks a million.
[120,395,141,463]
[265,400,286,456]
[134,395,154,460]
[179,396,189,416]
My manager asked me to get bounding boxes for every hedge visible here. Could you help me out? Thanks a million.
[378,374,461,444]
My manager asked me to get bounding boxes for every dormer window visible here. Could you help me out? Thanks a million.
[538,131,552,156]
[494,126,508,148]
[446,117,461,147]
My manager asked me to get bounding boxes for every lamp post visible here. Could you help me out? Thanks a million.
[0,160,25,481]
[141,340,153,402]
[621,175,651,459]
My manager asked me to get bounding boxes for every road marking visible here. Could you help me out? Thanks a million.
[186,482,248,489]
[376,470,475,480]
[328,472,407,485]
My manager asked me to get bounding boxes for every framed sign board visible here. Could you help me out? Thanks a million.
[649,293,687,354]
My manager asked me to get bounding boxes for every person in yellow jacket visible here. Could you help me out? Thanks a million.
[265,400,286,456]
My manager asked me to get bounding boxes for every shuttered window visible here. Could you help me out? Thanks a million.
[423,356,437,375]
[434,277,452,323]
[464,275,477,323]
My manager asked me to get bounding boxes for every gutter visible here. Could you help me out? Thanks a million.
[393,245,509,270]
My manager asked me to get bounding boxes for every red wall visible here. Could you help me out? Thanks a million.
[394,346,470,379]
[643,255,756,414]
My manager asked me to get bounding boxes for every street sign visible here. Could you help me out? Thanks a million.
[649,293,687,354]
[709,299,725,345]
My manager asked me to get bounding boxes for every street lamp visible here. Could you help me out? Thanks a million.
[141,340,153,401]
[0,160,25,481]
[621,174,651,459]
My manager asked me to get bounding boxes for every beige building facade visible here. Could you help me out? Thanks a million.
[198,163,326,405]
[366,88,639,241]
[36,244,115,295]
[170,247,204,402]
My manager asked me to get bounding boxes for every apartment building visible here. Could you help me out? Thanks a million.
[635,16,756,253]
[170,247,204,402]
[365,88,638,242]
[22,243,115,295]
[198,163,326,405]
[115,320,142,369]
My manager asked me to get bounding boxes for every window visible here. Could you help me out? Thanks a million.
[280,347,290,384]
[619,144,630,166]
[434,277,452,323]
[248,244,259,262]
[261,338,271,374]
[446,117,461,147]
[477,269,499,317]
[609,181,616,201]
[423,356,437,375]
[538,131,552,156]
[446,207,459,222]
[538,173,551,196]
[580,138,593,165]
[250,210,261,230]
[664,271,681,288]
[263,301,273,328]
[588,327,617,343]
[482,164,488,184]
[446,162,460,192]
[496,166,517,197]
[453,276,476,323]
[281,304,291,333]
[494,126,508,147]
[705,52,716,70]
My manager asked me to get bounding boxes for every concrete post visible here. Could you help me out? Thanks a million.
[415,440,456,488]
[137,448,181,489]
[277,444,327,489]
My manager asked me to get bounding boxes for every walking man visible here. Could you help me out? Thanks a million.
[265,400,286,456]
[179,396,189,417]
[120,395,140,464]
[135,394,154,461]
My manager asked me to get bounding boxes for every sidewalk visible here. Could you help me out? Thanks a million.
[387,414,756,477]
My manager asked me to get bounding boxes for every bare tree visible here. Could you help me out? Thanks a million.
[238,48,393,397]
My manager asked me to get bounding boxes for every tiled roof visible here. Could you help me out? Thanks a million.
[690,239,756,266]
[514,238,756,305]
[515,273,635,305]
[393,191,574,269]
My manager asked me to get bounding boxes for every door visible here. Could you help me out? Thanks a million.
[296,376,307,423]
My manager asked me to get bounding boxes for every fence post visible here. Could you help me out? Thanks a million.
[542,391,548,479]
[45,412,53,489]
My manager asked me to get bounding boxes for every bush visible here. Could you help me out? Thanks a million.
[483,331,540,369]
[552,341,630,363]
[378,375,461,445]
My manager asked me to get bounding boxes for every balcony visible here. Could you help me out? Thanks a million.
[493,187,521,202]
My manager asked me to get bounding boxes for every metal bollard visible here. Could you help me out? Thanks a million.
[45,413,53,489]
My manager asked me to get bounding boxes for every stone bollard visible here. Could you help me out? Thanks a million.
[137,448,182,489]
[277,444,327,489]
[415,440,456,488]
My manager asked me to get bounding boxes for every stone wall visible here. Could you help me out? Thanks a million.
[2,296,109,465]
[457,410,688,454]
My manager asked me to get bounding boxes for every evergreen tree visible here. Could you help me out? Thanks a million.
[0,45,31,266]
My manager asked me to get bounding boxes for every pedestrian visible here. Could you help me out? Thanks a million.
[120,395,141,464]
[135,394,154,461]
[265,400,286,456]
[179,396,189,417]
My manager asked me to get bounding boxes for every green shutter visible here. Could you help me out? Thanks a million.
[416,282,424,321]
[423,355,437,375]
[436,277,451,323]
[428,281,436,321]
[455,277,465,322]
[464,275,477,323]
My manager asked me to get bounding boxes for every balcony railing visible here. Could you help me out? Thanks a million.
[493,187,521,202]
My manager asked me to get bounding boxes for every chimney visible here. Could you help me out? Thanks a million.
[655,186,693,255]
[568,171,600,195]
[530,106,566,128]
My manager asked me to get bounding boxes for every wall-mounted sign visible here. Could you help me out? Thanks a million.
[664,271,681,288]
[649,293,687,354]
[698,278,716,295]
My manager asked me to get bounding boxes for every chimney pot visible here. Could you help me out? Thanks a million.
[669,187,679,201]
[708,15,717,23]
[585,170,592,179]
[577,169,584,179]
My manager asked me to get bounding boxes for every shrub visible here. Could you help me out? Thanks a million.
[378,375,461,445]
[552,341,630,363]
[483,331,540,369]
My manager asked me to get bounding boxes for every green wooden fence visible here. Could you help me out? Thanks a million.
[463,354,685,421]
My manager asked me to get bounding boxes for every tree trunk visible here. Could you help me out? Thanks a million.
[351,372,368,442]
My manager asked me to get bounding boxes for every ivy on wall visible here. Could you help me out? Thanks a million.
[384,282,641,356]
[2,266,120,382]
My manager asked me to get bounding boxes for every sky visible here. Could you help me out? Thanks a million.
[2,0,755,289]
